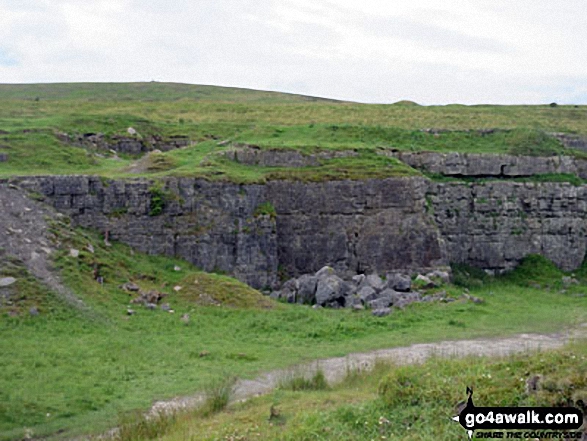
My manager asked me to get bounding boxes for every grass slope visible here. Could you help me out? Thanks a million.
[160,341,587,440]
[1,218,587,439]
[0,83,586,181]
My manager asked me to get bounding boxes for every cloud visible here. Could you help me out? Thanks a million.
[0,0,585,104]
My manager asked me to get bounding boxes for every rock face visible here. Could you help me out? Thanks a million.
[428,181,587,272]
[386,151,587,179]
[7,173,587,286]
[58,133,191,155]
[10,176,446,288]
[222,145,358,168]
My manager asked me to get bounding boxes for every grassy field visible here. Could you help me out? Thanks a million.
[157,341,587,441]
[0,82,586,181]
[1,218,587,440]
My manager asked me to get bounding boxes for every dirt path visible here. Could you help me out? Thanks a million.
[149,324,587,415]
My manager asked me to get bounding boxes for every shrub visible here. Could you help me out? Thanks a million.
[279,367,329,391]
[201,375,237,415]
[148,183,166,216]
[117,410,176,441]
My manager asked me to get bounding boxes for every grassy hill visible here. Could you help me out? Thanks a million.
[0,82,586,181]
[0,82,344,103]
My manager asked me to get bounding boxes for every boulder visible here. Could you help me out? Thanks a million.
[315,266,336,279]
[385,273,411,292]
[297,274,318,304]
[368,297,392,310]
[351,274,365,285]
[362,274,385,292]
[315,275,345,305]
[357,286,377,303]
[372,307,392,317]
[0,277,17,287]
[415,274,437,289]
[121,282,140,292]
[427,270,450,284]
[392,292,422,309]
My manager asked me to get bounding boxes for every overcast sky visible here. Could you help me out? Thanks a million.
[0,0,586,104]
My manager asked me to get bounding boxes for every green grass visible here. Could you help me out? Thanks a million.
[162,341,587,440]
[1,219,587,439]
[0,83,586,181]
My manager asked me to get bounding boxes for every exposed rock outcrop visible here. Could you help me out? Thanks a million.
[222,145,358,167]
[6,173,587,287]
[58,132,191,155]
[385,151,587,179]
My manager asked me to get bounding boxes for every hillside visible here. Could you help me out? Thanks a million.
[1,83,587,440]
[0,82,586,181]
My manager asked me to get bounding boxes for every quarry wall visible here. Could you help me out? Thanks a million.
[9,168,587,288]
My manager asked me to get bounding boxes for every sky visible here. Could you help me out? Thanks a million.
[0,0,586,105]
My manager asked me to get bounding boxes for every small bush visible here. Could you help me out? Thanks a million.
[451,263,489,288]
[148,183,166,216]
[201,375,237,415]
[279,367,329,391]
[117,410,176,441]
[254,201,277,219]
[378,366,423,407]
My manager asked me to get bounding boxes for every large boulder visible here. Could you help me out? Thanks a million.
[385,273,411,292]
[297,274,318,304]
[361,274,385,292]
[368,297,392,310]
[315,275,345,305]
[315,266,336,279]
[392,291,422,309]
[357,286,378,303]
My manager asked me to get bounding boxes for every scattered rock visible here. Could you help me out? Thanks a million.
[0,277,17,287]
[145,303,157,310]
[427,270,450,284]
[127,309,135,316]
[174,265,181,272]
[86,243,95,254]
[315,266,335,279]
[0,153,8,162]
[368,297,392,310]
[121,282,140,292]
[372,307,391,317]
[315,275,345,305]
[352,304,365,311]
[415,274,437,288]
[357,286,377,303]
[173,285,182,292]
[392,292,422,309]
[525,375,541,394]
[131,290,165,305]
[297,274,318,304]
[29,307,39,316]
[181,313,190,324]
[69,248,80,258]
[127,127,137,136]
[562,276,579,287]
[362,274,385,291]
[199,350,210,357]
[160,303,171,311]
[351,274,365,285]
[386,273,411,292]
